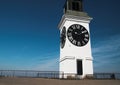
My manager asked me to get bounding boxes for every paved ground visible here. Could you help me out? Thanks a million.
[0,77,120,85]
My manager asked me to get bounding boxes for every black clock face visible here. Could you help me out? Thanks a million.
[67,24,89,47]
[61,27,66,48]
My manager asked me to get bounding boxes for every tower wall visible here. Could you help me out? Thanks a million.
[59,0,93,79]
[59,15,93,79]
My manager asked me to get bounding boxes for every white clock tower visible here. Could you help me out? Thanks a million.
[58,0,93,79]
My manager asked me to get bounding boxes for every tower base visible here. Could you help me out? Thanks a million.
[59,57,93,79]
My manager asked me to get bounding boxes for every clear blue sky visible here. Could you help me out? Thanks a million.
[0,0,120,73]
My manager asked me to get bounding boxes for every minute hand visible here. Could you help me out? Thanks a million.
[81,30,87,34]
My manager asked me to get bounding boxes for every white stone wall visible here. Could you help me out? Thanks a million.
[59,15,93,79]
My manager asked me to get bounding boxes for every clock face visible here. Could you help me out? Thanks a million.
[61,26,66,48]
[67,24,89,47]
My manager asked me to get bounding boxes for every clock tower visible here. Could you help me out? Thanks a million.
[58,0,93,79]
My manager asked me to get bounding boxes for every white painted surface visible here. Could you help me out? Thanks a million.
[59,14,93,79]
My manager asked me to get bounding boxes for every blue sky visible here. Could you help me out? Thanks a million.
[0,0,120,73]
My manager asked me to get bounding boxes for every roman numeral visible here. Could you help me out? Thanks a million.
[82,41,85,45]
[68,36,73,41]
[84,38,88,42]
[77,41,81,46]
[80,27,84,30]
[68,28,73,32]
[71,25,76,29]
[85,34,89,37]
[67,33,72,37]
[75,24,80,29]
[72,40,77,45]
